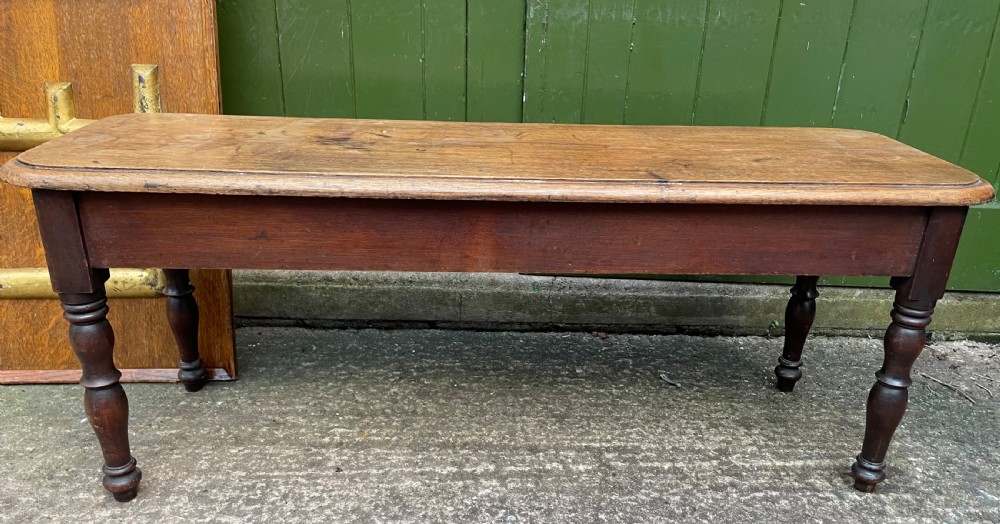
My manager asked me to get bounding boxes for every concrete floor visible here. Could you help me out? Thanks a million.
[1,328,999,523]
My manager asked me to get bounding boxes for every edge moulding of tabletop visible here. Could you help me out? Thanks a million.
[0,113,994,501]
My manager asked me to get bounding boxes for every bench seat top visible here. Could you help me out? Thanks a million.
[2,113,993,206]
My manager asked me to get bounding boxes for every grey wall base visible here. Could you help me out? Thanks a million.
[233,270,1000,340]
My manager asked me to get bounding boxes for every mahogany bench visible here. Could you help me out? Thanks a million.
[1,113,994,501]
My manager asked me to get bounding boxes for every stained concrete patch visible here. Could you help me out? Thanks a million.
[1,329,998,523]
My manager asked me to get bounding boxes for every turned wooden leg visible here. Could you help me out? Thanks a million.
[162,269,207,392]
[33,190,144,501]
[775,275,819,392]
[851,207,967,492]
[852,281,932,492]
[61,269,142,502]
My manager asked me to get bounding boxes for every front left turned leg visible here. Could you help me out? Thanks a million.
[61,269,142,502]
[852,283,933,492]
[162,269,207,392]
[775,275,819,392]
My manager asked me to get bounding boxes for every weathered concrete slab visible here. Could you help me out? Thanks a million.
[1,328,998,522]
[234,270,1000,339]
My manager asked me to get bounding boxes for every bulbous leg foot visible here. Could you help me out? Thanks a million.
[851,455,884,493]
[774,276,819,392]
[178,358,207,392]
[103,456,143,502]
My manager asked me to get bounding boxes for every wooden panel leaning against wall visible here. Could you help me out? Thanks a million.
[0,0,236,383]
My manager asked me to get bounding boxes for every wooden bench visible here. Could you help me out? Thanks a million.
[1,113,994,501]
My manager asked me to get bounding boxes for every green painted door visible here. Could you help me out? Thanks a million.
[217,0,1000,291]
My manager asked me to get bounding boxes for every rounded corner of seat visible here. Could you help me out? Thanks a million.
[0,157,32,188]
[969,179,997,206]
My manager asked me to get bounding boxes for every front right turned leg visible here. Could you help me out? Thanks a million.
[851,278,933,492]
[61,269,142,502]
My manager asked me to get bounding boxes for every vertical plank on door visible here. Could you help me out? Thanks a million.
[523,0,593,123]
[898,0,1000,162]
[960,9,1000,186]
[694,0,781,125]
[831,0,928,134]
[763,0,854,126]
[950,203,1000,291]
[217,0,285,115]
[467,0,526,122]
[351,1,424,119]
[623,0,707,125]
[422,0,467,121]
[275,0,355,118]
[580,0,635,124]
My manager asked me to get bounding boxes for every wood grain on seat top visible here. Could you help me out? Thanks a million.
[2,113,994,206]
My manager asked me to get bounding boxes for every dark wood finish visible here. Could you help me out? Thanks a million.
[33,190,140,501]
[30,190,93,293]
[851,207,968,492]
[78,194,928,277]
[4,115,995,499]
[0,0,236,382]
[162,269,207,392]
[60,276,141,502]
[905,208,971,303]
[775,275,820,392]
[4,114,995,206]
